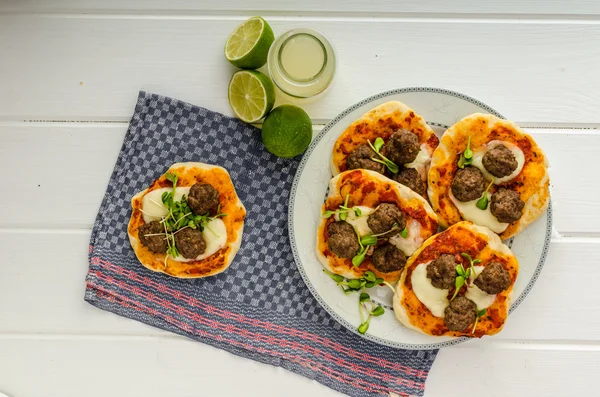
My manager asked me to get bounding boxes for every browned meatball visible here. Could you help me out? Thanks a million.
[138,221,167,253]
[175,227,207,259]
[426,254,457,289]
[490,188,524,223]
[451,166,486,202]
[367,203,406,236]
[393,168,426,196]
[371,244,407,273]
[482,144,518,178]
[327,221,360,258]
[383,129,420,165]
[474,262,511,294]
[187,183,220,216]
[347,143,386,174]
[444,296,477,331]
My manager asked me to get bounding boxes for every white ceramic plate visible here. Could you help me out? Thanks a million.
[289,88,552,350]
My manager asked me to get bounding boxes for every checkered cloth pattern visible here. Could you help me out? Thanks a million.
[85,91,438,397]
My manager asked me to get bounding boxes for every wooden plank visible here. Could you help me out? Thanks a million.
[0,124,595,235]
[0,230,599,341]
[1,16,600,123]
[0,336,338,397]
[0,335,598,397]
[4,0,600,16]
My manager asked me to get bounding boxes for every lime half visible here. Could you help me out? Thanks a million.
[228,70,275,123]
[261,105,312,158]
[225,17,274,69]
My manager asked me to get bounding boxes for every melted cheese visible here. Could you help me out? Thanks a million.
[471,140,525,185]
[449,191,509,234]
[405,143,431,179]
[173,218,227,262]
[141,187,191,223]
[465,266,496,309]
[334,205,374,236]
[388,219,423,256]
[411,261,449,318]
[141,187,227,263]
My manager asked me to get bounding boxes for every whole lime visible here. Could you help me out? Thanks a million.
[261,105,312,158]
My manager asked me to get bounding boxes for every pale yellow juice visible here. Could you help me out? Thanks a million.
[280,34,325,81]
[268,29,336,99]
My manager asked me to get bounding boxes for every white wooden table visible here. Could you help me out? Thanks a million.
[1,1,599,396]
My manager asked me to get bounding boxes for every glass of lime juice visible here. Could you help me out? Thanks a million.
[267,28,336,100]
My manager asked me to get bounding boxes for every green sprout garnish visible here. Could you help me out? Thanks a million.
[324,270,386,335]
[476,178,495,210]
[367,138,399,174]
[323,194,362,220]
[351,236,376,267]
[461,252,482,285]
[458,135,474,169]
[157,172,226,262]
[351,223,401,267]
[451,264,471,301]
[472,308,487,334]
[351,222,406,267]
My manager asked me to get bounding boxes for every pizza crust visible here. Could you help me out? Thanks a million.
[315,169,439,283]
[393,221,519,338]
[128,162,246,279]
[330,101,439,183]
[427,113,549,239]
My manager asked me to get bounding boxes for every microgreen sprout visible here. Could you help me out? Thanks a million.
[153,172,226,262]
[461,252,482,285]
[323,270,386,334]
[351,234,377,267]
[451,264,471,301]
[367,138,399,174]
[476,178,495,210]
[472,308,487,334]
[458,135,474,169]
[352,222,406,266]
[323,194,362,219]
[400,227,408,238]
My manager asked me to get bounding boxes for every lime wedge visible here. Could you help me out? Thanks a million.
[228,70,275,123]
[225,17,274,69]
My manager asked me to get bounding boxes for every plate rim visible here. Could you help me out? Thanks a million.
[288,87,553,350]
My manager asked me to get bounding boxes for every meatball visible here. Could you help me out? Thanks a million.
[451,166,486,202]
[383,129,420,165]
[371,244,407,273]
[327,221,360,258]
[426,254,457,289]
[138,221,168,253]
[482,144,518,178]
[444,296,477,331]
[175,227,207,259]
[347,143,386,174]
[187,183,220,216]
[490,188,524,223]
[367,203,406,236]
[393,168,426,196]
[474,262,511,294]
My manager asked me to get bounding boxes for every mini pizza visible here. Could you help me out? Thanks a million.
[428,113,549,240]
[330,101,439,197]
[316,169,439,284]
[128,162,246,278]
[393,221,519,337]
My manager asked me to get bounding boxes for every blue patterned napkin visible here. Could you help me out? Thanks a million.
[85,91,438,396]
